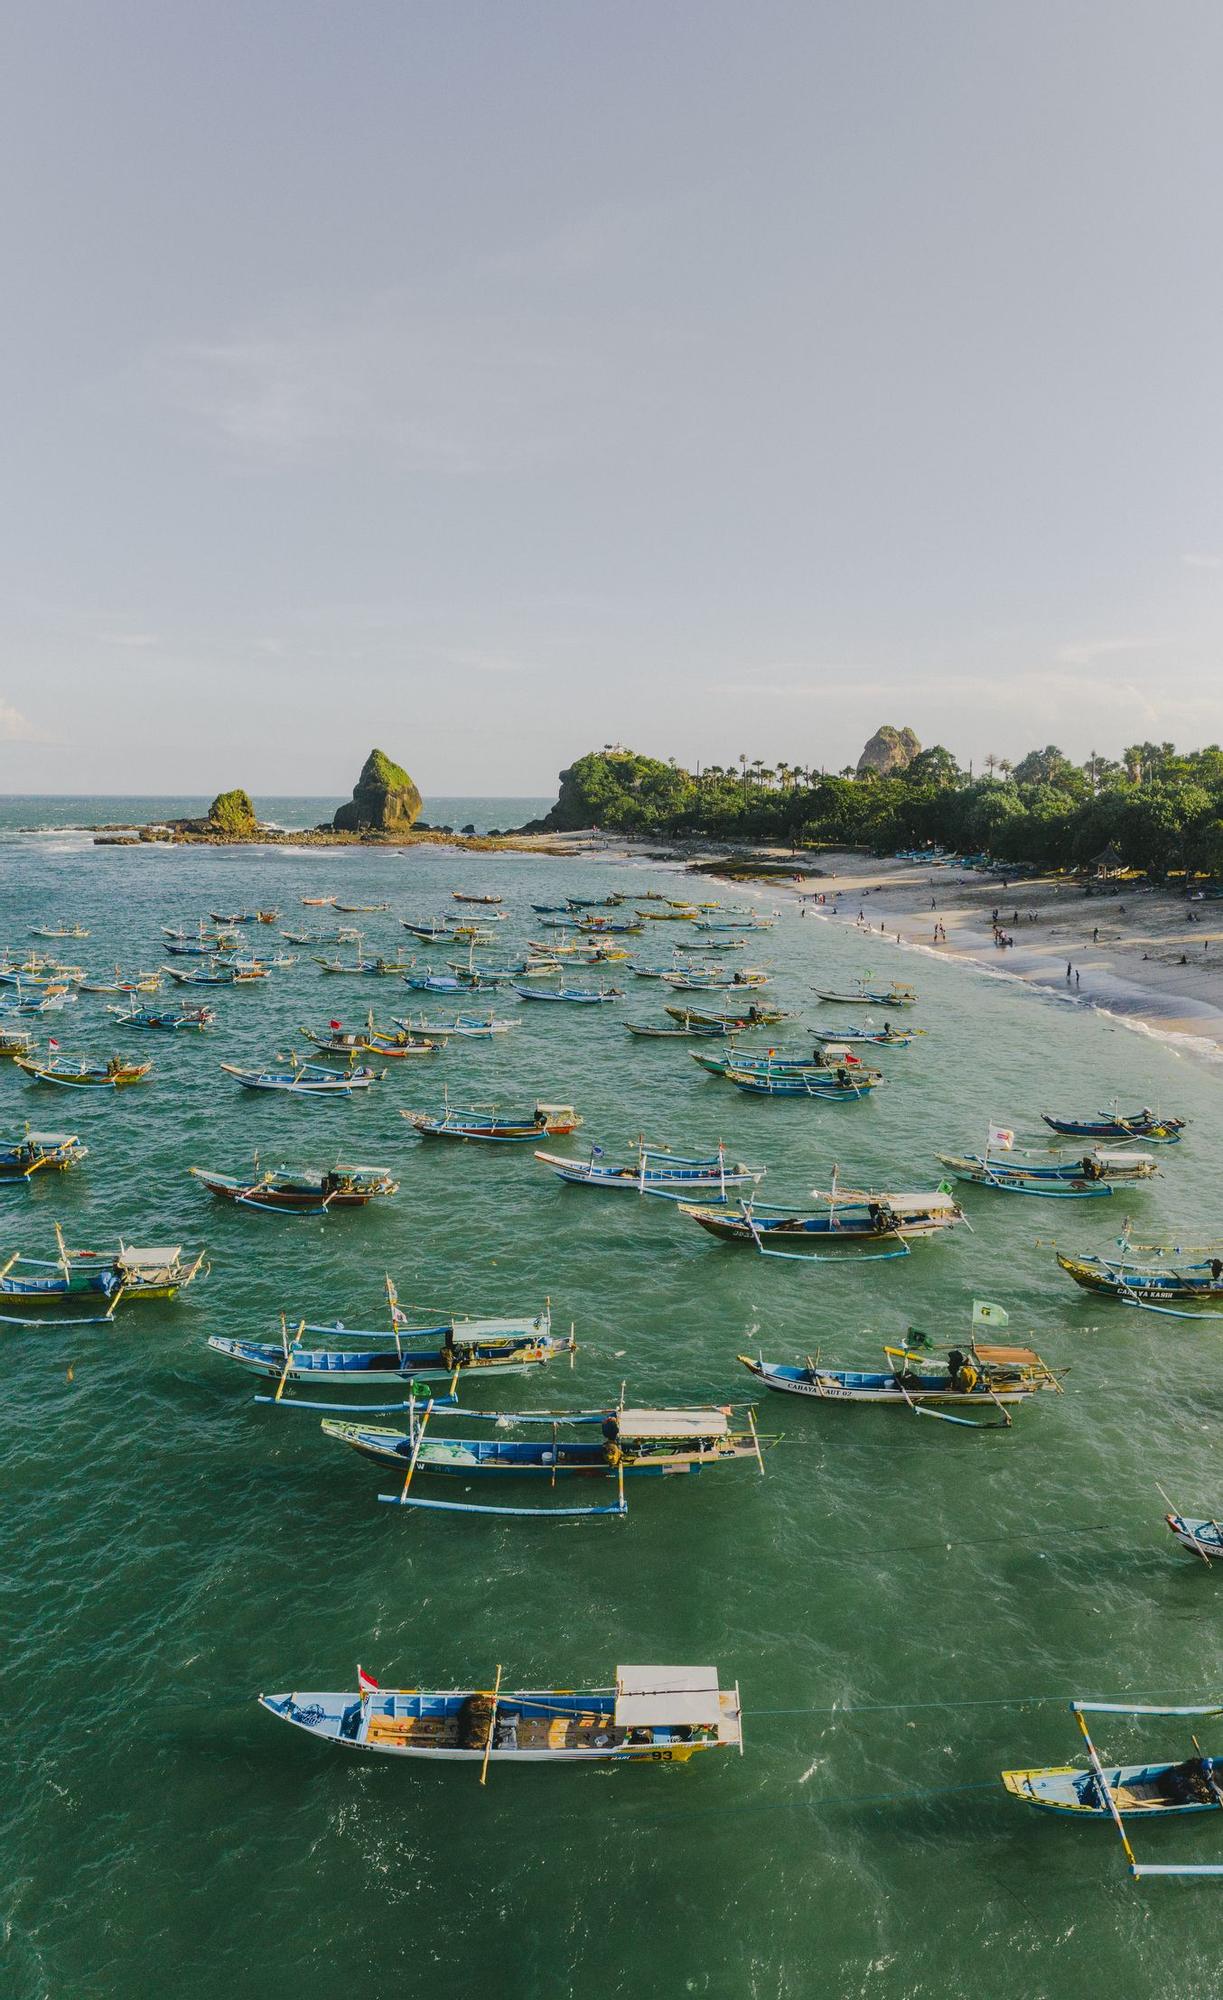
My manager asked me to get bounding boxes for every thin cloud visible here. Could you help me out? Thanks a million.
[1055,636,1164,666]
[1182,552,1223,570]
[0,698,43,742]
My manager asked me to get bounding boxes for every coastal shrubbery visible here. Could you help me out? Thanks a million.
[538,743,1223,878]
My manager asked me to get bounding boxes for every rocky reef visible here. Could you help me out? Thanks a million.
[856,725,920,777]
[332,749,423,833]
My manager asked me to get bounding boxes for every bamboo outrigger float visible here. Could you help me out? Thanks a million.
[260,1663,743,1767]
[1002,1702,1223,1878]
[322,1394,772,1518]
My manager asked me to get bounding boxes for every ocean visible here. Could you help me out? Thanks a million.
[1,799,1220,1999]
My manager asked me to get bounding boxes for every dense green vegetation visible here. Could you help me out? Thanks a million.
[541,743,1223,877]
[207,788,258,836]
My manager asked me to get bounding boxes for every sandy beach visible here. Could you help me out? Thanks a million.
[774,849,1223,1060]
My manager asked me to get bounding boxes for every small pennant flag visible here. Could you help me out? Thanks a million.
[48,1038,59,1049]
[357,1665,380,1694]
[591,1145,604,1157]
[972,1300,1009,1328]
[329,1020,342,1031]
[987,1124,1014,1152]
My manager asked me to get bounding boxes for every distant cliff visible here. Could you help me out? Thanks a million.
[333,749,423,833]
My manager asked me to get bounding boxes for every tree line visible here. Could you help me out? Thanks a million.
[540,742,1223,877]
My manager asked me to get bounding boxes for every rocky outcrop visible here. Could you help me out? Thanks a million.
[207,788,258,837]
[856,726,920,778]
[333,749,422,833]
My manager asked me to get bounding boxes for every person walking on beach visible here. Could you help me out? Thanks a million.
[1066,962,1072,980]
[1075,969,1080,987]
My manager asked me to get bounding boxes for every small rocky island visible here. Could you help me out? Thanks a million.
[332,748,422,833]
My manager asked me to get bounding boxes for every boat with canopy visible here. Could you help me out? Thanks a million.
[664,1003,792,1029]
[0,1225,206,1323]
[937,1143,1158,1197]
[322,1395,770,1518]
[259,1663,743,1767]
[679,1179,965,1257]
[394,1014,520,1040]
[739,1309,1060,1427]
[190,1163,399,1213]
[1002,1702,1223,1878]
[810,1024,920,1048]
[208,1288,571,1406]
[107,1000,216,1031]
[301,1016,438,1059]
[534,1139,765,1200]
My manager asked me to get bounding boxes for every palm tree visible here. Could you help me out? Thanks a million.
[984,753,999,780]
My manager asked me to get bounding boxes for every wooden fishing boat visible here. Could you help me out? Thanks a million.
[0,1027,37,1058]
[210,911,253,924]
[334,902,391,913]
[404,1101,582,1142]
[514,985,623,1004]
[0,991,73,1017]
[694,918,775,932]
[576,919,643,936]
[665,1003,791,1029]
[301,1018,437,1060]
[0,962,84,988]
[14,1053,153,1089]
[107,1001,216,1031]
[315,954,411,977]
[1001,1702,1223,1879]
[722,1065,881,1099]
[256,909,280,924]
[810,1024,919,1048]
[209,1296,571,1400]
[624,1019,729,1039]
[259,1663,743,1765]
[674,938,746,953]
[661,969,769,991]
[813,981,917,1007]
[323,1400,770,1517]
[534,1141,765,1199]
[162,962,258,986]
[394,1013,520,1040]
[1056,1241,1223,1311]
[939,1147,1158,1195]
[1165,1509,1223,1562]
[190,1163,399,1212]
[1042,1108,1186,1142]
[0,1131,87,1181]
[452,892,503,905]
[402,922,451,942]
[220,1057,384,1095]
[30,924,88,939]
[739,1335,1060,1426]
[80,968,163,995]
[0,1227,206,1322]
[301,896,337,906]
[164,940,223,958]
[403,971,463,992]
[680,1183,964,1255]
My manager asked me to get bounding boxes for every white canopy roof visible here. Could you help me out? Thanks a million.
[618,1408,730,1440]
[116,1246,182,1270]
[614,1666,723,1728]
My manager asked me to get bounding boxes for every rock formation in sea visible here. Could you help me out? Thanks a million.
[856,725,921,777]
[207,788,258,836]
[332,748,423,832]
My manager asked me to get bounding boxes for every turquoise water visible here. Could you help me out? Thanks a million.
[1,807,1221,1999]
[0,795,552,838]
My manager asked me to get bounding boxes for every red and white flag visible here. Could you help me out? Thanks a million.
[49,1038,59,1049]
[357,1665,380,1693]
[329,1020,342,1031]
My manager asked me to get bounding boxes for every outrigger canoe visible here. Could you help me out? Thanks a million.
[0,1131,88,1182]
[14,1055,153,1089]
[404,1102,581,1142]
[322,1401,771,1517]
[1002,1702,1223,1879]
[260,1663,743,1765]
[739,1339,1060,1427]
[534,1141,765,1200]
[680,1186,964,1256]
[190,1164,399,1213]
[1041,1109,1185,1142]
[220,1059,384,1095]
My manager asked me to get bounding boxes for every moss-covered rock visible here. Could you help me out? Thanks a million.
[333,749,423,833]
[207,788,258,836]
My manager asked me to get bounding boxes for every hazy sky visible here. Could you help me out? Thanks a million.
[3,1,1223,795]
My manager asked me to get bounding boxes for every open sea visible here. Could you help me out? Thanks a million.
[1,798,1220,1999]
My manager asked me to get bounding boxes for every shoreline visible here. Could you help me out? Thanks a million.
[769,849,1223,1062]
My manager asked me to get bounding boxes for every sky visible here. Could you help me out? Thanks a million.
[2,0,1223,797]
